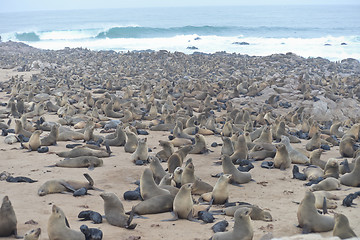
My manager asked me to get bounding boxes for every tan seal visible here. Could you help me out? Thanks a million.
[339,135,356,158]
[323,158,339,179]
[281,136,309,164]
[24,228,41,240]
[132,194,175,215]
[140,168,170,200]
[40,125,58,146]
[333,213,357,239]
[309,177,340,192]
[222,204,272,222]
[14,119,32,138]
[230,135,248,163]
[38,173,96,196]
[297,191,334,233]
[306,131,321,151]
[340,156,360,187]
[53,156,103,169]
[0,196,21,238]
[273,143,291,170]
[191,179,213,195]
[124,130,138,153]
[189,134,208,154]
[47,205,85,240]
[22,130,42,151]
[309,149,326,169]
[222,155,251,184]
[100,192,137,229]
[201,174,231,204]
[221,136,234,156]
[181,158,197,185]
[56,146,110,158]
[167,145,193,173]
[304,165,324,181]
[313,191,339,210]
[155,140,174,161]
[130,138,149,162]
[149,156,167,184]
[212,207,253,240]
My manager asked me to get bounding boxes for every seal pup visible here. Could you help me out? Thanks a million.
[281,136,309,164]
[130,138,148,162]
[100,192,137,229]
[80,225,103,240]
[24,228,41,240]
[47,205,85,240]
[140,168,170,200]
[273,143,291,170]
[222,155,251,184]
[340,156,360,187]
[22,130,42,151]
[155,140,174,161]
[339,135,356,158]
[163,183,198,221]
[189,134,208,154]
[309,177,340,191]
[201,174,231,204]
[297,191,334,233]
[167,145,193,173]
[0,196,21,238]
[212,207,253,240]
[40,124,58,146]
[306,131,321,151]
[38,173,97,196]
[333,213,357,239]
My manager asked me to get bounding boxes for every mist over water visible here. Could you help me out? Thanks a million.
[0,5,359,61]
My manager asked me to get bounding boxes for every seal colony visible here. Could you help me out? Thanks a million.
[0,41,359,239]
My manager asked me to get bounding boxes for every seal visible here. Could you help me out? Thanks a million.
[340,156,360,187]
[309,149,326,169]
[323,158,339,179]
[273,143,291,170]
[163,183,197,221]
[56,145,111,158]
[191,178,213,195]
[104,124,126,146]
[297,191,334,233]
[313,191,338,210]
[140,168,170,200]
[173,167,183,188]
[189,134,208,154]
[333,213,357,239]
[38,173,96,196]
[222,155,251,184]
[155,140,174,161]
[149,156,167,184]
[221,136,234,156]
[309,177,340,191]
[24,228,41,240]
[80,225,103,240]
[78,210,102,224]
[254,125,272,144]
[0,196,21,238]
[167,145,193,173]
[211,207,253,240]
[306,131,321,151]
[47,205,85,240]
[230,135,248,163]
[281,136,309,164]
[22,130,42,151]
[339,135,356,158]
[41,125,58,146]
[130,138,149,162]
[14,119,32,138]
[201,174,231,204]
[100,192,137,229]
[181,158,197,185]
[124,130,138,153]
[132,194,175,215]
[52,156,103,169]
[221,204,272,222]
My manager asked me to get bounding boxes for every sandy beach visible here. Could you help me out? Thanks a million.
[0,41,359,240]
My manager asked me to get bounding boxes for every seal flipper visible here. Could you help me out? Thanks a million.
[322,197,328,214]
[161,211,179,221]
[83,173,94,186]
[60,181,76,192]
[187,211,200,222]
[65,217,70,228]
[13,229,23,239]
[125,207,137,229]
[302,224,311,234]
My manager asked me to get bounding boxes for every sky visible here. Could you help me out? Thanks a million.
[1,0,359,13]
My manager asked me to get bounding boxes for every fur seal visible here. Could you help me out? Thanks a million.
[149,156,167,184]
[52,156,103,169]
[221,204,272,222]
[313,191,338,210]
[254,125,272,144]
[100,192,136,229]
[273,143,291,170]
[339,135,356,158]
[24,228,41,240]
[124,130,138,153]
[132,194,175,215]
[167,145,193,173]
[281,136,309,164]
[297,191,334,233]
[181,158,197,185]
[140,168,170,200]
[104,124,126,146]
[40,124,58,146]
[14,119,32,138]
[333,213,357,239]
[309,177,340,191]
[201,174,231,204]
[221,136,234,156]
[191,179,213,195]
[173,167,183,188]
[0,196,21,238]
[212,207,253,240]
[80,225,103,240]
[340,156,360,187]
[230,135,248,163]
[155,140,174,161]
[47,205,85,240]
[222,155,251,184]
[38,173,96,196]
[22,130,42,151]
[130,138,148,162]
[309,149,326,169]
[189,134,208,154]
[56,146,110,158]
[323,158,339,179]
[306,131,321,151]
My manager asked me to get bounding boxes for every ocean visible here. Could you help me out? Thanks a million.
[0,5,359,61]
